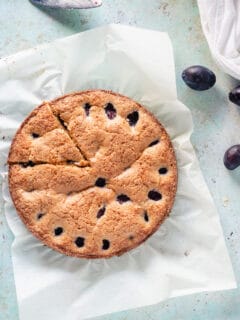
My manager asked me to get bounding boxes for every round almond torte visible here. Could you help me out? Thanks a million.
[8,90,177,258]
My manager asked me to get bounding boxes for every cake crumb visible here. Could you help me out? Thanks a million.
[223,197,229,207]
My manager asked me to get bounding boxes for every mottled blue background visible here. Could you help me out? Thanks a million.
[0,1,239,319]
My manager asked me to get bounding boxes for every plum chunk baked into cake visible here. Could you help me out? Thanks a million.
[8,90,177,258]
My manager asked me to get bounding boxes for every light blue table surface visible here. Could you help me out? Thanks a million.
[0,1,240,319]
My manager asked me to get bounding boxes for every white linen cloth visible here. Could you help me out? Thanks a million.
[198,0,240,79]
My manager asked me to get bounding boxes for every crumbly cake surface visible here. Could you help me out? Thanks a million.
[8,90,177,258]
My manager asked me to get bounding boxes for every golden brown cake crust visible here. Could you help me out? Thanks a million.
[8,90,177,258]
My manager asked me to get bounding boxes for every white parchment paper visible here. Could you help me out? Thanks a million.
[0,25,236,320]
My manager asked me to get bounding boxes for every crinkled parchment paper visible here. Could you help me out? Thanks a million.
[0,25,236,320]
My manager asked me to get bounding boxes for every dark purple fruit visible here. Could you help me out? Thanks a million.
[105,103,116,119]
[97,206,106,219]
[182,65,216,91]
[224,145,240,170]
[84,103,91,116]
[229,86,240,106]
[95,178,106,187]
[54,227,63,236]
[75,237,85,248]
[117,194,130,204]
[127,111,139,126]
[102,239,110,250]
[148,190,162,201]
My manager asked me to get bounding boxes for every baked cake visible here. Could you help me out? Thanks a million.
[8,90,177,258]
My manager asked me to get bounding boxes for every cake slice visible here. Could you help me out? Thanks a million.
[8,103,87,166]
